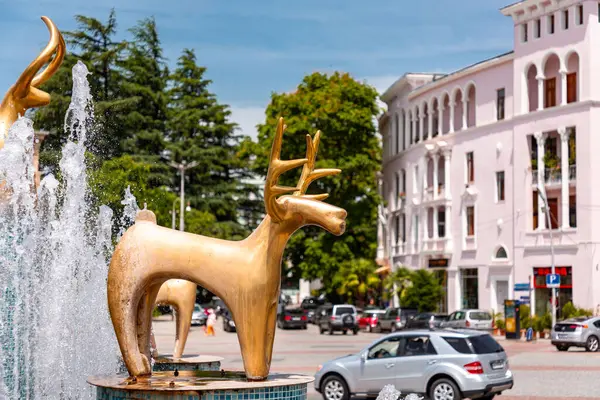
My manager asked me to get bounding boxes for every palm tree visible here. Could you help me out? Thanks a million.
[383,266,413,306]
[332,259,381,307]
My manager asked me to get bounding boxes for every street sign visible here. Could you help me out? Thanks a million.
[519,296,530,304]
[546,273,560,288]
[514,283,530,291]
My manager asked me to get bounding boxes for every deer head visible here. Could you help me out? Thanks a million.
[264,117,347,236]
[0,16,66,149]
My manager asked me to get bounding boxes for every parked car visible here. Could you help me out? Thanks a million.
[376,308,418,332]
[404,312,448,330]
[313,303,334,326]
[301,296,327,323]
[551,316,600,352]
[191,304,207,326]
[318,305,359,335]
[277,308,308,330]
[222,309,236,333]
[358,310,386,332]
[442,309,493,330]
[314,329,513,400]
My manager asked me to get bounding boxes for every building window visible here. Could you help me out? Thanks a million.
[545,77,557,108]
[598,3,600,23]
[401,213,406,242]
[496,88,505,120]
[563,9,569,30]
[438,208,445,238]
[466,152,474,183]
[548,14,555,33]
[396,114,401,154]
[534,18,541,38]
[521,23,528,42]
[496,171,505,202]
[532,192,538,230]
[466,206,475,237]
[396,173,401,208]
[567,72,577,103]
[401,169,406,194]
[461,268,479,309]
[569,195,577,228]
[394,215,400,244]
[577,4,584,25]
[495,246,508,259]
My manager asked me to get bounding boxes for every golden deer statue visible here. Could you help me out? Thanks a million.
[0,16,65,149]
[150,279,197,359]
[108,117,347,380]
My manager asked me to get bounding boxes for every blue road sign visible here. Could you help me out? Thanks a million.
[514,283,530,291]
[546,273,560,288]
[519,296,530,304]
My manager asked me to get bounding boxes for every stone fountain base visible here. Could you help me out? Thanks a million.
[152,355,223,372]
[88,371,312,400]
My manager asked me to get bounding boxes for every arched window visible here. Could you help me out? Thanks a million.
[495,246,508,259]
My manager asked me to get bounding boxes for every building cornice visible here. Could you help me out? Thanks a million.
[380,73,445,104]
[501,0,581,23]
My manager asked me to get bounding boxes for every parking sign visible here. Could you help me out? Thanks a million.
[546,273,560,288]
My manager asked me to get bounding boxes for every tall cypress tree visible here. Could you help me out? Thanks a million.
[167,49,259,238]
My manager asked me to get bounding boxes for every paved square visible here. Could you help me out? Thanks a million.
[153,317,600,399]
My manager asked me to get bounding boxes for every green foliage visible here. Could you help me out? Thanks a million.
[384,267,412,300]
[244,72,381,295]
[561,301,593,319]
[332,259,380,306]
[402,269,443,312]
[519,304,531,329]
[152,307,161,317]
[495,319,505,330]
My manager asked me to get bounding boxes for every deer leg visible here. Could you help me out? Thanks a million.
[137,283,162,362]
[173,293,194,358]
[234,293,278,380]
[107,277,152,377]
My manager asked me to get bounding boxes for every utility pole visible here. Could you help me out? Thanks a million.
[538,189,557,328]
[170,160,198,232]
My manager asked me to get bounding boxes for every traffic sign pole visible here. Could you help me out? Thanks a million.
[538,190,556,328]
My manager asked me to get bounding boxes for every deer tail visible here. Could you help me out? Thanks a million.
[135,203,157,224]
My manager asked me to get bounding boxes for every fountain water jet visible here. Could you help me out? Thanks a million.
[0,61,123,399]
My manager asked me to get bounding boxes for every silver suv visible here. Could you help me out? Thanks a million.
[314,329,513,400]
[442,309,493,330]
[551,316,600,352]
[318,304,359,335]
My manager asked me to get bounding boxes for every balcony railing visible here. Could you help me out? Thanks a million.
[393,243,407,256]
[422,238,451,253]
[532,165,576,186]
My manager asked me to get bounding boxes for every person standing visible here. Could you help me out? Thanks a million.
[205,309,216,336]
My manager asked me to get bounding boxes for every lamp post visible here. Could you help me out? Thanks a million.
[538,189,557,328]
[376,171,398,308]
[170,198,178,230]
[170,160,198,232]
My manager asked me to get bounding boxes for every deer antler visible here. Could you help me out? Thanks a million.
[0,16,65,147]
[264,118,308,222]
[293,131,341,201]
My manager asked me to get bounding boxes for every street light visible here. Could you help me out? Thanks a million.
[376,171,399,308]
[169,160,198,232]
[537,189,557,328]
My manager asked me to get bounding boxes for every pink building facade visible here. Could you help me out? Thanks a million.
[378,0,600,317]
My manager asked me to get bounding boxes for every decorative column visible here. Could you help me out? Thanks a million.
[534,131,547,230]
[419,108,425,141]
[559,127,570,228]
[428,108,433,140]
[462,99,468,130]
[443,149,451,199]
[438,105,444,135]
[449,102,455,133]
[559,70,567,106]
[433,206,439,240]
[445,205,452,242]
[433,153,439,199]
[412,115,417,143]
[420,208,427,252]
[537,75,545,110]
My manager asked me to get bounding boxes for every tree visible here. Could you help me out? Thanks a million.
[402,269,443,312]
[245,72,381,297]
[332,259,380,306]
[166,49,258,238]
[384,267,412,303]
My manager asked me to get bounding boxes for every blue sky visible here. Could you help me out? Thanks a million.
[0,0,513,139]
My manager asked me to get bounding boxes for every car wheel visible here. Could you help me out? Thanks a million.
[586,335,599,352]
[342,330,347,335]
[430,378,461,400]
[556,344,569,351]
[302,324,307,330]
[375,323,382,333]
[329,325,334,335]
[320,326,325,335]
[391,324,397,333]
[322,375,349,400]
[353,328,358,335]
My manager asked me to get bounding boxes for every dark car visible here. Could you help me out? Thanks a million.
[277,308,308,330]
[313,303,333,326]
[222,309,236,333]
[376,307,419,332]
[318,304,359,335]
[405,312,448,330]
[301,296,328,323]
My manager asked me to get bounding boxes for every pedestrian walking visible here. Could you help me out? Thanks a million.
[205,308,216,336]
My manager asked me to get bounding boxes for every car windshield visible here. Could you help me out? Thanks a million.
[469,311,492,320]
[468,334,504,354]
[335,306,354,316]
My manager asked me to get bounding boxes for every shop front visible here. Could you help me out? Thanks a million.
[461,268,479,309]
[428,258,449,313]
[533,266,573,317]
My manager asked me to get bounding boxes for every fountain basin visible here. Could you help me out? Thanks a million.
[88,370,312,400]
[152,355,223,372]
